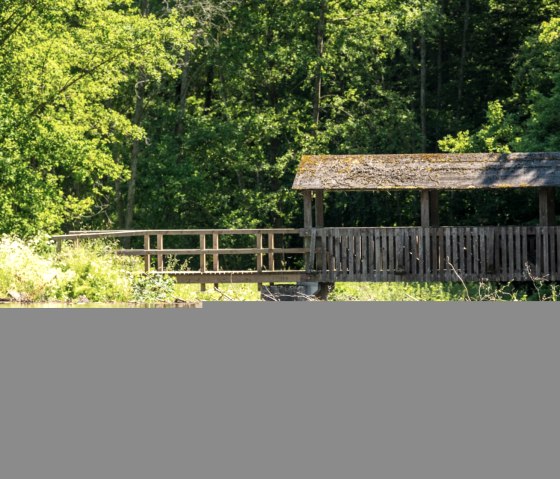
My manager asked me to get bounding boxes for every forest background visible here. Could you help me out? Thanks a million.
[2,0,560,237]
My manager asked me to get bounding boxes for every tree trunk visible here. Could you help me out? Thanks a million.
[420,33,427,152]
[124,71,146,230]
[458,0,470,106]
[313,1,326,128]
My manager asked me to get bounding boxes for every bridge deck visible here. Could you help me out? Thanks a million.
[52,226,560,285]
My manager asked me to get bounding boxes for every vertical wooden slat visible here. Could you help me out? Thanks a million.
[507,226,514,280]
[381,229,388,281]
[157,234,164,272]
[341,231,348,278]
[56,239,62,253]
[321,229,327,280]
[212,233,219,289]
[522,227,529,279]
[368,230,375,279]
[536,227,542,278]
[465,227,472,278]
[375,229,382,280]
[472,227,479,278]
[436,227,444,280]
[423,228,430,282]
[543,226,550,278]
[268,232,275,275]
[315,190,324,227]
[444,227,451,281]
[387,228,394,281]
[361,230,368,277]
[457,227,465,278]
[486,228,494,278]
[499,227,506,281]
[418,228,424,281]
[551,227,558,280]
[144,235,151,272]
[256,233,263,291]
[480,228,486,279]
[514,227,521,281]
[539,187,556,226]
[356,229,361,278]
[199,234,206,292]
[308,230,316,273]
[334,229,341,280]
[404,229,411,279]
[556,227,560,280]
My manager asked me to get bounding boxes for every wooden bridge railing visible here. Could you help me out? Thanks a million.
[310,226,560,283]
[53,229,312,288]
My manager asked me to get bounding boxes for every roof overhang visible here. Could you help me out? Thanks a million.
[292,153,560,191]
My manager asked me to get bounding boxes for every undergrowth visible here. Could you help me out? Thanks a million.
[0,235,176,303]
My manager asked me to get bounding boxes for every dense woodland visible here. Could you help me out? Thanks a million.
[2,0,560,237]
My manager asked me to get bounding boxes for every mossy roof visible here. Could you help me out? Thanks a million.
[292,152,560,190]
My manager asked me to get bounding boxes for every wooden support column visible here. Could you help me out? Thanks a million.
[539,187,556,226]
[144,235,151,272]
[157,234,164,271]
[421,190,440,227]
[303,190,313,272]
[200,234,206,292]
[314,190,324,271]
[315,190,324,227]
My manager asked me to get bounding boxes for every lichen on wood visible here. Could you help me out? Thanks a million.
[292,153,560,191]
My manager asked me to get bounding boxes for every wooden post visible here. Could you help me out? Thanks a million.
[539,187,556,226]
[303,190,313,272]
[213,233,219,290]
[315,190,324,227]
[144,235,151,272]
[157,234,164,272]
[315,190,324,273]
[56,239,62,254]
[200,234,206,292]
[421,190,439,227]
[256,233,263,291]
[268,233,275,286]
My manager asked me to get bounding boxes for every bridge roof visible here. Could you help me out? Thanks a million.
[292,152,560,190]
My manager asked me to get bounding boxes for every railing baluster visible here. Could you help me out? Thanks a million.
[213,233,219,290]
[200,234,206,292]
[157,234,164,272]
[256,233,263,291]
[144,235,151,272]
[268,233,275,285]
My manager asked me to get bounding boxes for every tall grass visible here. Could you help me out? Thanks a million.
[0,236,175,303]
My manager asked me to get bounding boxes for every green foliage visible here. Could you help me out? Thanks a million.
[0,235,179,303]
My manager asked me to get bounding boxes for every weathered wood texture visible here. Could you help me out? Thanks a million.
[292,153,560,190]
[313,226,560,282]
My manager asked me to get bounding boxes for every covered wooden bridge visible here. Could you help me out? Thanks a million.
[53,152,560,288]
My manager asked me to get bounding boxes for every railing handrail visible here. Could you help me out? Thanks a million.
[53,228,303,240]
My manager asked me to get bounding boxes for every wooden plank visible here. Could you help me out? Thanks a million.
[486,227,494,275]
[437,227,444,280]
[430,228,437,278]
[321,229,328,280]
[536,227,542,278]
[404,228,410,279]
[157,234,164,272]
[368,230,375,278]
[381,229,388,282]
[522,227,529,279]
[375,229,382,279]
[171,270,307,284]
[444,227,451,281]
[144,235,151,272]
[479,228,486,279]
[361,230,368,277]
[268,233,275,272]
[465,227,473,278]
[303,191,313,229]
[507,226,514,280]
[352,230,360,278]
[421,191,430,227]
[334,229,341,280]
[255,233,263,291]
[539,187,556,226]
[55,228,303,240]
[212,233,219,289]
[118,247,309,256]
[514,227,521,280]
[424,228,435,281]
[550,227,557,280]
[500,227,507,281]
[418,228,424,281]
[387,228,395,281]
[315,190,324,227]
[472,227,479,278]
[556,227,560,280]
[543,226,550,278]
[341,231,348,279]
[200,234,206,292]
[307,230,316,273]
[458,227,465,279]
